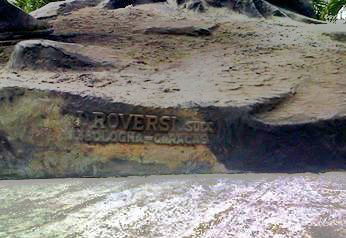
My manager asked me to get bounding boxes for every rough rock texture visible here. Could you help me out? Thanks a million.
[0,0,49,32]
[324,32,346,43]
[31,0,103,19]
[175,0,321,23]
[98,0,316,19]
[143,24,219,36]
[29,0,318,21]
[1,174,345,237]
[0,4,345,178]
[7,40,115,70]
[266,0,315,18]
[0,0,53,41]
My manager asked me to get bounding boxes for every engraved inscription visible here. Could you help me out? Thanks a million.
[72,111,216,145]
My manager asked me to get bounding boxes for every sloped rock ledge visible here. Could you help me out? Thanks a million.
[0,0,53,41]
[143,24,219,36]
[0,87,345,179]
[7,40,115,71]
[31,0,103,20]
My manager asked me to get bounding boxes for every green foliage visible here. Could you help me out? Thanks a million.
[13,0,60,12]
[312,0,328,19]
[312,0,346,21]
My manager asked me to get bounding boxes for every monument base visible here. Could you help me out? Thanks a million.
[0,3,345,179]
[0,87,345,179]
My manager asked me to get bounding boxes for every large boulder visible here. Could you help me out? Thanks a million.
[31,0,103,19]
[8,40,114,71]
[0,0,50,32]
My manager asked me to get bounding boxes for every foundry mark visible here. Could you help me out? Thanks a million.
[72,111,217,145]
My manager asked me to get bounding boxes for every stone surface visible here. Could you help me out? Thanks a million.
[176,0,316,20]
[0,4,345,179]
[97,0,316,18]
[143,24,219,36]
[31,0,102,19]
[7,40,115,71]
[0,173,345,237]
[0,0,49,32]
[30,0,319,22]
[0,0,53,40]
[324,32,346,43]
[0,28,54,41]
[266,0,315,18]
